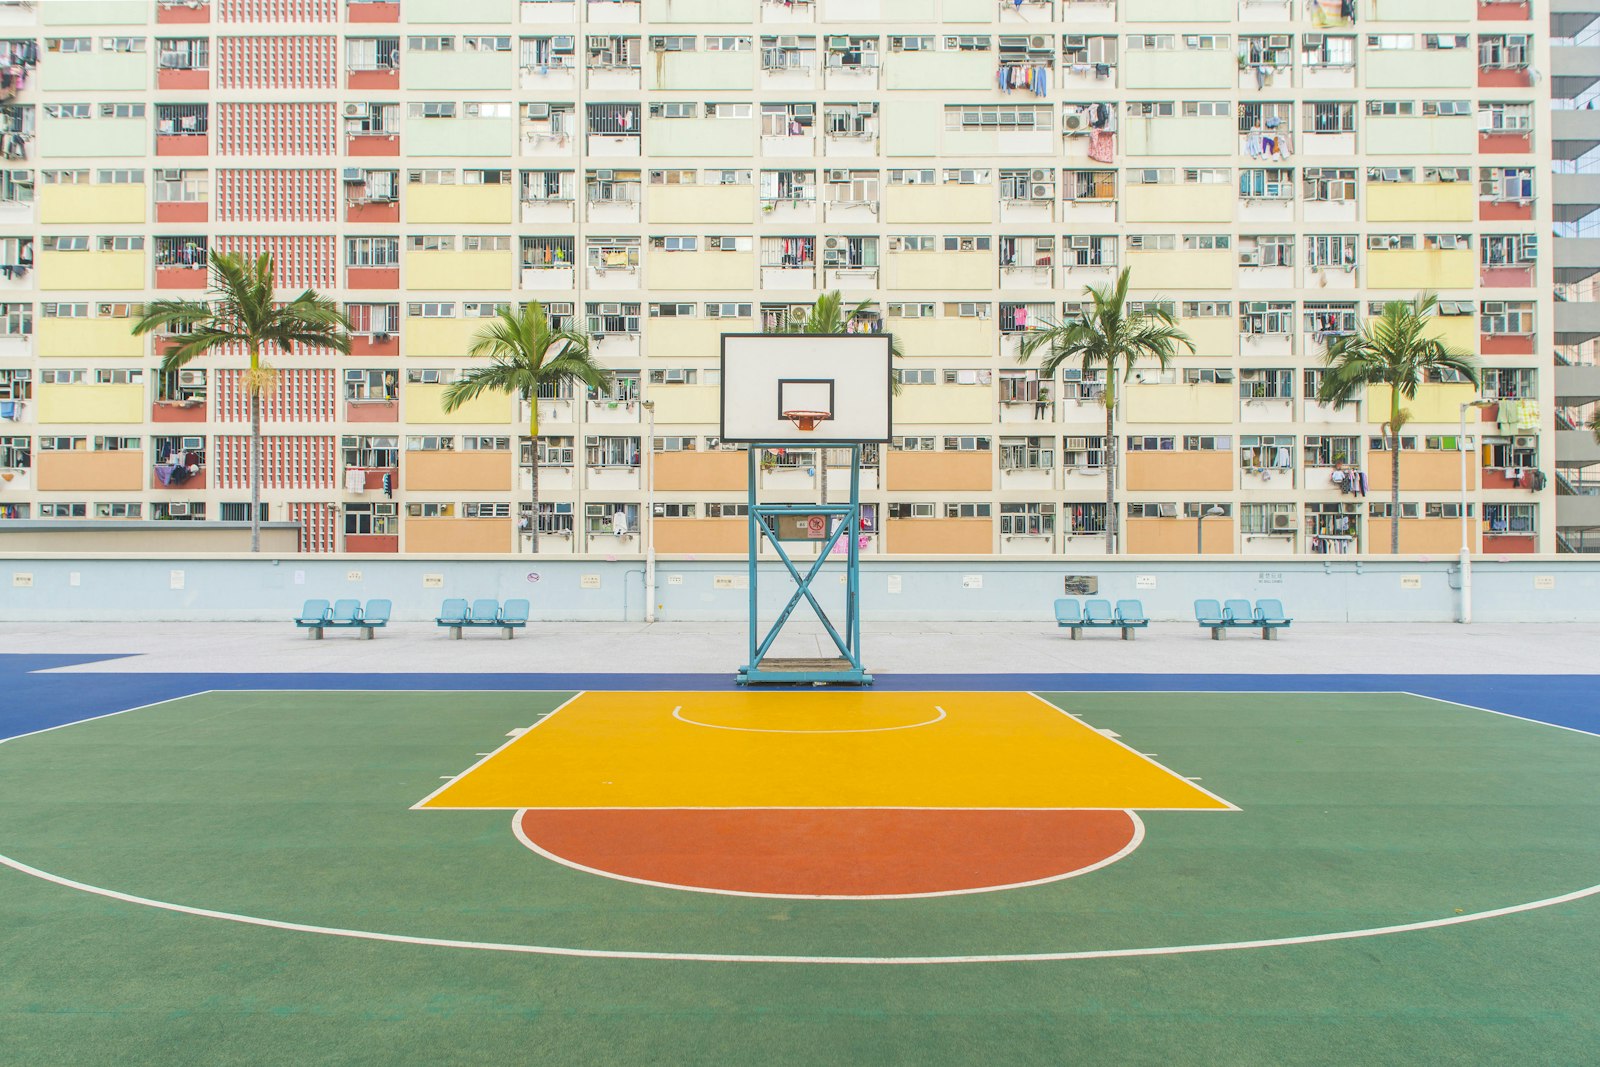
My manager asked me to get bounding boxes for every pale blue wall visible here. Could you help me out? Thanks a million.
[4,558,1600,623]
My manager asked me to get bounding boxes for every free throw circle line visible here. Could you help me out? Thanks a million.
[671,704,948,734]
[1,849,1595,965]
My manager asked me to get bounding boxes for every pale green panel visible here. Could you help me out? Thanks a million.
[649,51,753,91]
[1125,0,1232,20]
[42,1,145,24]
[1365,0,1473,20]
[643,0,756,21]
[1365,116,1476,156]
[885,51,994,91]
[405,0,515,22]
[41,117,147,158]
[1123,116,1233,156]
[404,118,513,157]
[646,118,753,157]
[882,99,941,156]
[403,53,516,92]
[884,0,938,19]
[39,54,147,93]
[1123,51,1234,91]
[1364,50,1475,90]
[939,0,994,22]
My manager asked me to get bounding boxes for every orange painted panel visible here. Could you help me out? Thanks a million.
[654,518,746,553]
[1478,200,1534,222]
[1126,517,1234,555]
[883,451,992,492]
[347,201,400,224]
[1125,451,1233,492]
[157,70,209,90]
[405,517,511,554]
[1370,518,1471,554]
[156,134,209,157]
[348,70,398,91]
[36,452,145,491]
[1483,534,1536,553]
[1481,334,1535,355]
[1478,132,1531,154]
[347,267,399,289]
[884,518,991,554]
[655,451,745,492]
[1367,451,1474,492]
[347,135,400,157]
[407,451,511,492]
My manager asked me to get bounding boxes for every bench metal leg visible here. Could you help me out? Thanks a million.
[361,626,374,640]
[307,627,323,640]
[502,627,514,640]
[1069,626,1081,640]
[1121,627,1135,640]
[1210,627,1225,640]
[450,625,462,640]
[1262,628,1277,641]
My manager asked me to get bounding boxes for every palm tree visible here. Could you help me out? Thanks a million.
[1589,409,1600,445]
[1016,267,1194,554]
[133,251,350,553]
[442,301,610,554]
[1317,292,1478,554]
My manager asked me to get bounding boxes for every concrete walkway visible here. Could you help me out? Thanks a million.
[3,620,1595,676]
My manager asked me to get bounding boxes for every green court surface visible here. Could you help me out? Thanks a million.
[1,689,1596,1065]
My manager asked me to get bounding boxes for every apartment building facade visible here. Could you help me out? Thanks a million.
[0,0,1592,557]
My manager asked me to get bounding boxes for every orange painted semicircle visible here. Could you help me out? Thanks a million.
[516,808,1140,898]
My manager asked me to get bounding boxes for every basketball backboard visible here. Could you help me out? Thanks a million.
[719,333,893,444]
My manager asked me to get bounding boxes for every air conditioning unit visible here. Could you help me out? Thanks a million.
[1062,111,1085,132]
[526,103,550,118]
[342,168,365,183]
[1304,33,1325,47]
[343,103,366,117]
[1029,168,1052,183]
[1064,35,1087,50]
[1268,35,1290,50]
[600,302,621,315]
[1271,512,1295,531]
[827,168,850,182]
[178,370,204,386]
[1340,502,1361,514]
[1070,236,1091,249]
[158,169,184,182]
[168,502,191,517]
[1030,183,1053,200]
[778,35,799,49]
[1239,251,1260,267]
[1028,35,1051,50]
[650,37,668,51]
[823,236,843,250]
[407,503,423,516]
[794,104,814,117]
[1514,435,1537,449]
[1036,238,1054,250]
[595,168,614,181]
[1065,436,1089,449]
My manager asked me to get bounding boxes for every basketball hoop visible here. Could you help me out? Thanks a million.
[782,409,833,433]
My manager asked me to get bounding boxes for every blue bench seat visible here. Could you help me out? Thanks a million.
[438,598,529,639]
[1056,597,1148,640]
[1195,598,1292,640]
[296,598,390,640]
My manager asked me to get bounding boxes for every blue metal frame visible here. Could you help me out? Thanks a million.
[738,444,871,685]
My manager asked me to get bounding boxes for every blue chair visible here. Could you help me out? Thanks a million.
[360,599,392,640]
[500,598,530,638]
[1114,599,1149,640]
[468,598,502,629]
[1222,599,1256,633]
[1083,599,1118,633]
[1254,599,1293,640]
[294,599,332,639]
[1195,598,1228,640]
[1054,598,1084,639]
[436,598,470,639]
[326,599,364,632]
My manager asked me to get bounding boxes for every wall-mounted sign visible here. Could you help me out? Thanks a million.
[1063,575,1097,595]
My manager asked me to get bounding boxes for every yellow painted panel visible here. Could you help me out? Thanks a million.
[406,251,514,290]
[1123,383,1234,424]
[38,318,144,358]
[645,250,755,291]
[1178,317,1236,358]
[1366,249,1475,290]
[895,384,991,424]
[1423,315,1475,351]
[1125,184,1233,224]
[886,252,991,290]
[37,384,144,424]
[646,185,754,225]
[890,317,993,357]
[1365,382,1477,425]
[406,517,512,553]
[648,384,721,424]
[882,185,992,225]
[646,317,750,360]
[422,690,1229,809]
[404,382,513,424]
[404,317,484,358]
[406,184,513,225]
[39,184,146,224]
[38,251,144,291]
[407,451,511,491]
[1124,250,1233,290]
[1365,182,1474,223]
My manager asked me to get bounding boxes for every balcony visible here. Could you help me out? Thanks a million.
[1549,0,1597,36]
[1556,493,1600,530]
[1551,45,1600,100]
[1556,430,1600,467]
[1552,109,1600,160]
[1554,237,1600,284]
[1555,301,1600,346]
[1554,363,1600,405]
[348,0,401,22]
[1555,173,1600,225]
[156,0,210,22]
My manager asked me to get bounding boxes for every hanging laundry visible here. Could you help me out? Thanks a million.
[1087,129,1114,163]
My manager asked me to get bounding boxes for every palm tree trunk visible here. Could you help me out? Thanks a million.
[1104,378,1117,554]
[248,347,262,554]
[1389,392,1401,554]
[527,405,541,555]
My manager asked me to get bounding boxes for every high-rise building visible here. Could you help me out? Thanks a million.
[0,0,1591,557]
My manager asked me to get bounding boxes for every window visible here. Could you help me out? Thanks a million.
[405,435,455,452]
[894,370,935,386]
[585,502,639,535]
[1183,435,1231,451]
[585,435,640,468]
[409,102,457,119]
[1126,436,1175,452]
[1240,435,1295,469]
[0,436,29,469]
[347,237,399,267]
[655,236,698,252]
[1183,368,1235,385]
[1239,168,1293,200]
[999,437,1054,471]
[408,36,455,52]
[1126,503,1177,519]
[1481,301,1533,335]
[1241,503,1296,535]
[407,502,454,518]
[942,435,991,452]
[1481,233,1537,266]
[1182,503,1231,518]
[1000,503,1054,536]
[462,436,510,452]
[464,502,510,518]
[1303,435,1359,467]
[1127,234,1175,251]
[1240,368,1294,400]
[1480,102,1532,132]
[344,503,398,536]
[1183,234,1230,251]
[1480,367,1535,400]
[652,435,698,451]
[1367,100,1415,116]
[1367,435,1417,451]
[944,104,1053,132]
[1183,100,1229,118]
[1303,167,1355,202]
[39,503,88,518]
[530,501,573,535]
[653,503,698,519]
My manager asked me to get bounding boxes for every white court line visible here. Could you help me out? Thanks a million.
[1,848,1595,965]
[409,693,582,810]
[0,691,219,748]
[510,809,1144,900]
[672,704,947,734]
[1395,691,1600,739]
[1027,693,1241,813]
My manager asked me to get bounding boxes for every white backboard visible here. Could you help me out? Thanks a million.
[719,333,893,444]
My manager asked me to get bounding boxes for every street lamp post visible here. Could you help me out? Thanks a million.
[643,399,657,624]
[1458,399,1494,624]
[1197,504,1225,554]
